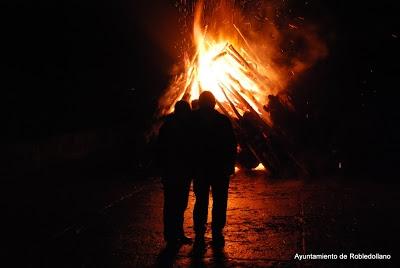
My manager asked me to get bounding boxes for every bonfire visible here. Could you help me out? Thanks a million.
[158,0,327,175]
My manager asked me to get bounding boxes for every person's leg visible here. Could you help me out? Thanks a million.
[193,178,210,238]
[163,181,179,244]
[177,179,192,243]
[211,176,230,241]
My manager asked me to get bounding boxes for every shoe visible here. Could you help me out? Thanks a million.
[193,235,205,249]
[165,239,179,249]
[179,235,193,245]
[192,236,206,256]
[211,233,225,248]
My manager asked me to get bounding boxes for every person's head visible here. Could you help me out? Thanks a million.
[268,94,279,103]
[198,91,216,110]
[174,100,191,119]
[191,99,199,111]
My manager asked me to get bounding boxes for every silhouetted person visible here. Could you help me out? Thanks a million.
[264,95,287,130]
[191,91,237,248]
[264,94,296,137]
[191,99,199,111]
[157,100,193,247]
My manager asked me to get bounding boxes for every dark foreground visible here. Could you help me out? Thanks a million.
[2,171,398,267]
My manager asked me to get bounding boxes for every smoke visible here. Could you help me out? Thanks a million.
[157,0,327,117]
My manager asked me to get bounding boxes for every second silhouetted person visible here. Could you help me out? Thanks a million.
[191,91,237,248]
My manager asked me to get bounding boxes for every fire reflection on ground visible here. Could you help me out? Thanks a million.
[31,171,398,266]
[176,171,305,266]
[151,172,395,266]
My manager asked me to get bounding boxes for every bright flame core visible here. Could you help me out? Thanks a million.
[191,40,265,116]
[184,28,275,121]
[195,42,233,101]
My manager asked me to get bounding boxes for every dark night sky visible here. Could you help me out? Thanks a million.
[1,0,181,141]
[1,0,399,171]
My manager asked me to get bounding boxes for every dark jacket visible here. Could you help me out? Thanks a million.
[192,109,237,176]
[157,114,193,178]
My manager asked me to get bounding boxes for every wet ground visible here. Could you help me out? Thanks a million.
[3,170,398,267]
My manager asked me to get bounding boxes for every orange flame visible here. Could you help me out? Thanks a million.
[158,0,327,120]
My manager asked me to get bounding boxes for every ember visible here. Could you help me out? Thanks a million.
[158,0,327,175]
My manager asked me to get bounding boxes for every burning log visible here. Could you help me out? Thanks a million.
[225,43,273,89]
[227,73,272,123]
[217,82,289,176]
[216,99,233,120]
[216,93,262,170]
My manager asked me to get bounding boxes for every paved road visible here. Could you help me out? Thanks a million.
[9,171,398,267]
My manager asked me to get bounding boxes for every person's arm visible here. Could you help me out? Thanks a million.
[223,116,237,175]
[156,122,169,176]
